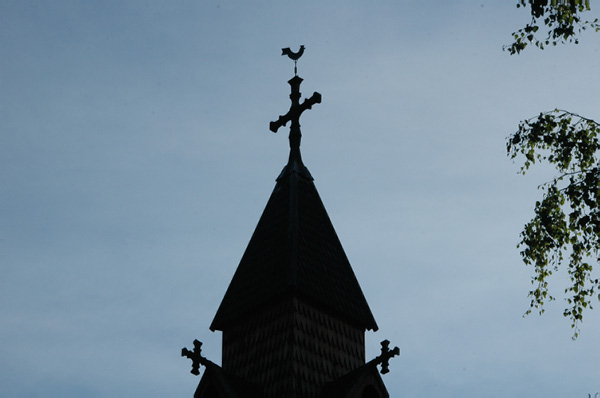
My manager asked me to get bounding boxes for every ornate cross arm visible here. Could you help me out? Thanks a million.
[269,114,292,133]
[181,339,208,376]
[301,91,322,113]
[370,339,400,374]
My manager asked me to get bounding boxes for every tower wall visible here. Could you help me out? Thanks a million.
[222,297,364,398]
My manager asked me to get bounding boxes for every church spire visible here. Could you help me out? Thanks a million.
[211,48,376,333]
[195,48,395,397]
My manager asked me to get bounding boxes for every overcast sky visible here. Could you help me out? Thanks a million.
[2,1,600,397]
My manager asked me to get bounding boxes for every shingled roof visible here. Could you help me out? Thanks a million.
[210,156,378,332]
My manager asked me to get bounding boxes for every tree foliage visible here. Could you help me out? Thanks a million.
[508,110,600,338]
[505,0,600,54]
[506,0,600,337]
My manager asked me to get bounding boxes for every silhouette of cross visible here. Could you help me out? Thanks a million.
[373,339,400,374]
[181,339,207,376]
[270,75,321,163]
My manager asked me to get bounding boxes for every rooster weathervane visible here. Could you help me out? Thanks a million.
[281,45,305,76]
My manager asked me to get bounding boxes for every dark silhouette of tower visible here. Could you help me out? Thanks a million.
[182,48,399,398]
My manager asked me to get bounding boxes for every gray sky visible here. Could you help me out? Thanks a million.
[2,1,599,397]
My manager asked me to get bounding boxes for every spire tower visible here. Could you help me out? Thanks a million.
[182,47,399,398]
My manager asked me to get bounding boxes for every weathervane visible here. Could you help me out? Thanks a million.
[281,45,305,76]
[270,45,321,166]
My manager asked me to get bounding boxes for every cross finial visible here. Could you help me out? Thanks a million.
[181,339,208,376]
[270,48,321,167]
[372,339,400,374]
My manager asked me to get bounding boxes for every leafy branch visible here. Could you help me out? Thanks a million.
[505,0,600,55]
[507,109,600,338]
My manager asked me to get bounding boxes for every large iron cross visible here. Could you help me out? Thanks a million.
[181,339,208,376]
[373,339,400,374]
[270,75,321,162]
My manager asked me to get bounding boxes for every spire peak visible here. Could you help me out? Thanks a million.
[269,49,321,176]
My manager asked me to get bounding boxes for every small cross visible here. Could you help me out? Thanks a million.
[373,339,400,374]
[181,339,207,376]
